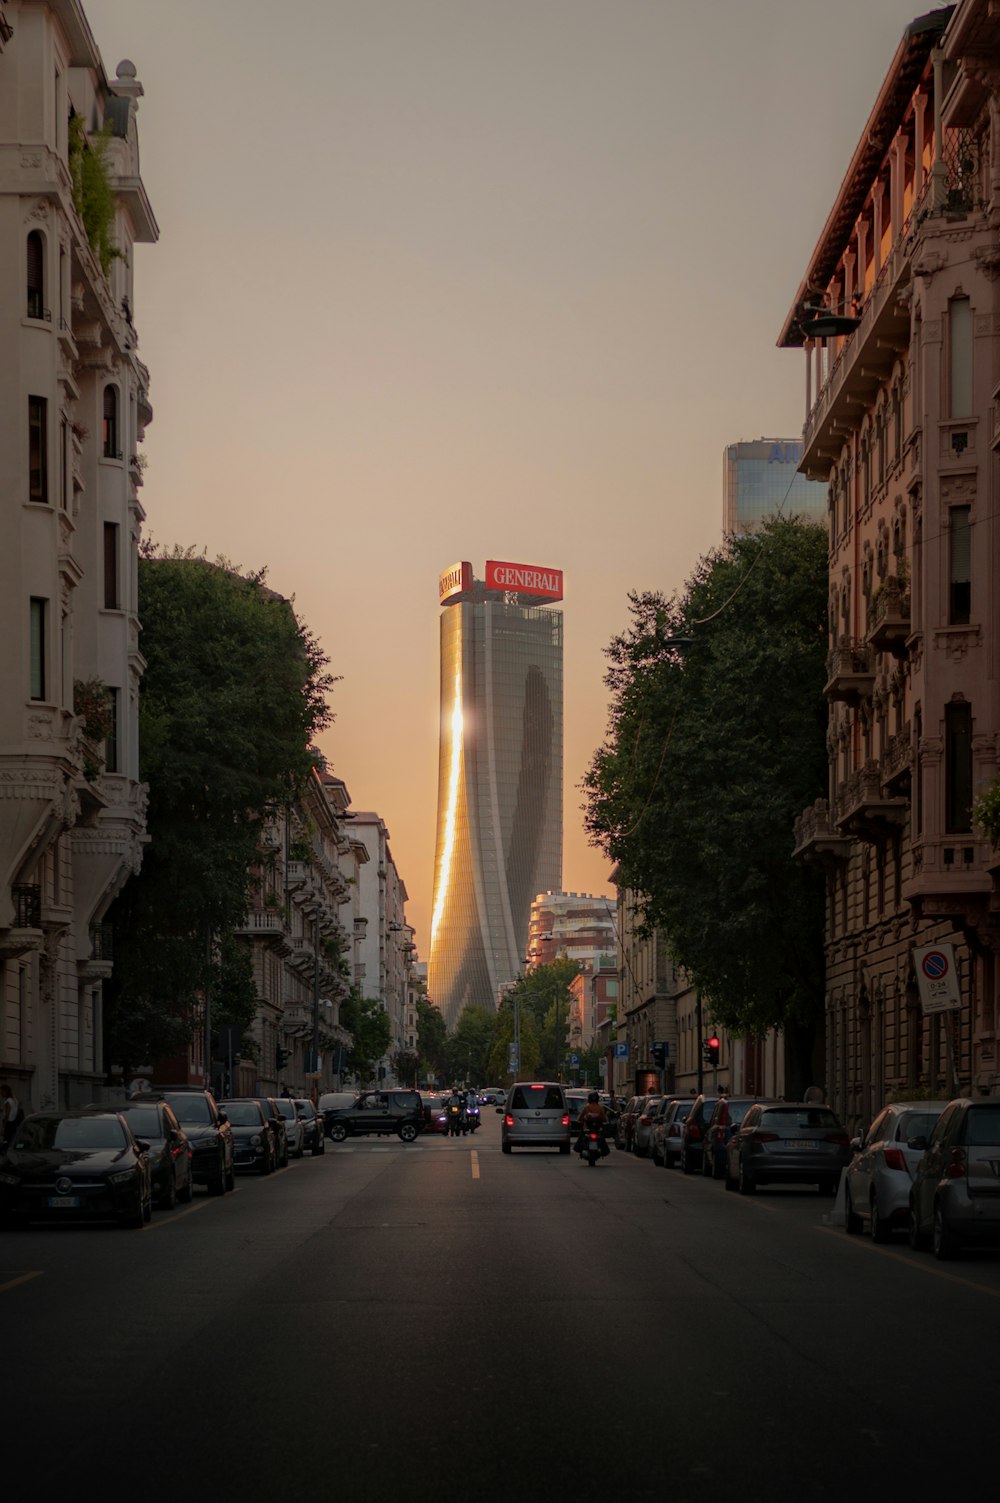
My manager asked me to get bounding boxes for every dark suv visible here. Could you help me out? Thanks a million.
[325,1089,423,1143]
[130,1088,234,1196]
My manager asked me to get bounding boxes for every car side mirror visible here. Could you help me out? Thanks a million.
[134,1139,150,1153]
[849,1136,861,1151]
[907,1135,927,1151]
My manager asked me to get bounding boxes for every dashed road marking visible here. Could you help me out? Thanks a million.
[471,1150,480,1180]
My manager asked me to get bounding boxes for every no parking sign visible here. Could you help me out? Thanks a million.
[912,942,962,1014]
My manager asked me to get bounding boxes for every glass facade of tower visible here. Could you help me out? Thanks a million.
[429,588,563,1030]
[723,438,828,535]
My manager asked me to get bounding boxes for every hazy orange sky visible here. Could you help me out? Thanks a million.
[85,0,924,951]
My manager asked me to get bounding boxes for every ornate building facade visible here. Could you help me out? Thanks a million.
[784,0,1000,1127]
[0,2,156,1109]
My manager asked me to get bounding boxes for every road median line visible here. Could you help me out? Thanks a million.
[470,1150,480,1180]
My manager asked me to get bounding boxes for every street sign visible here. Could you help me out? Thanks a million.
[613,1042,628,1059]
[654,1041,671,1059]
[508,1042,520,1071]
[569,1053,580,1066]
[912,942,962,1014]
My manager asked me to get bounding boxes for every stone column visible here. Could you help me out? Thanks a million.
[872,181,885,275]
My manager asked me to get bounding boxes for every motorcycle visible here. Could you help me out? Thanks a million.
[465,1100,481,1132]
[582,1126,607,1167]
[447,1101,466,1137]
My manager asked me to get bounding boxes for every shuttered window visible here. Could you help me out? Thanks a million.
[946,701,973,834]
[949,506,971,624]
[26,231,45,318]
[28,396,47,501]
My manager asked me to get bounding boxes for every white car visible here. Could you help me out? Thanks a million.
[844,1100,948,1241]
[273,1097,307,1159]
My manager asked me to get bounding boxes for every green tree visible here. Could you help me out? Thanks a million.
[391,1048,421,1087]
[500,958,581,1077]
[444,1005,496,1085]
[583,517,829,1091]
[104,551,334,1079]
[486,1001,541,1085]
[342,992,392,1082]
[416,996,449,1084]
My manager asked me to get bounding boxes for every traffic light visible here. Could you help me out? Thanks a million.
[276,1047,290,1072]
[703,1036,720,1067]
[652,1043,665,1068]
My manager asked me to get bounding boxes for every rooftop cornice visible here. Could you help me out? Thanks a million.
[779,7,953,350]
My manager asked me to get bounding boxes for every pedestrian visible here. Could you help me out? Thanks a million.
[1,1083,23,1152]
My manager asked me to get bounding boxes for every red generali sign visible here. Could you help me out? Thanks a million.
[439,560,473,602]
[485,560,563,600]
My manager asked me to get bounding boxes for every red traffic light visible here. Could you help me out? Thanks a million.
[707,1036,719,1050]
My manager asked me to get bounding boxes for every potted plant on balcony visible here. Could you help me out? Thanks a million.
[973,777,1000,855]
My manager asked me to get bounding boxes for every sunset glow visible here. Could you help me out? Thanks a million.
[430,671,463,945]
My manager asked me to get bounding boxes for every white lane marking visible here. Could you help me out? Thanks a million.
[471,1150,480,1180]
[817,1224,1000,1299]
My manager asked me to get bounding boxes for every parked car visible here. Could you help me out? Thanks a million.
[680,1095,721,1175]
[273,1097,306,1159]
[325,1089,424,1143]
[227,1096,289,1167]
[119,1099,193,1208]
[703,1097,772,1180]
[633,1096,665,1158]
[221,1099,275,1174]
[499,1082,571,1155]
[725,1102,850,1195]
[132,1088,234,1196]
[649,1097,680,1165]
[844,1100,948,1241]
[0,1109,152,1228]
[908,1097,1000,1259]
[294,1098,326,1155]
[659,1099,696,1168]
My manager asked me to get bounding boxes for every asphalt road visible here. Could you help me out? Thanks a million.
[4,1114,999,1500]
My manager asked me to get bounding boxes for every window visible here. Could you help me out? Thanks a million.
[102,385,119,459]
[949,296,972,418]
[949,506,971,624]
[28,396,47,502]
[945,700,972,834]
[103,522,119,609]
[29,598,47,701]
[105,688,120,772]
[26,231,45,319]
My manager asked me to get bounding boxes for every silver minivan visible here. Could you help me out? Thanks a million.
[499,1082,570,1154]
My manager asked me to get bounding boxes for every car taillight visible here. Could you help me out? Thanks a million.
[588,1131,598,1140]
[561,1114,570,1127]
[824,1132,849,1146]
[640,1114,652,1125]
[504,1115,514,1128]
[668,1125,680,1137]
[944,1147,967,1179]
[687,1124,702,1141]
[750,1131,779,1143]
[882,1147,906,1171]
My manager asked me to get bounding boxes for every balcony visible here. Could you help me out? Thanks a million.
[792,800,851,867]
[824,640,875,703]
[833,761,907,841]
[284,860,311,889]
[867,578,911,657]
[881,727,913,793]
[236,909,287,946]
[904,836,995,920]
[1,883,44,960]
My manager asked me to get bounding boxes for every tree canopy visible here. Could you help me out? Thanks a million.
[104,552,334,1077]
[583,518,829,1074]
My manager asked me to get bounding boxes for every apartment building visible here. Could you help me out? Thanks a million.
[783,0,1000,1126]
[0,2,156,1109]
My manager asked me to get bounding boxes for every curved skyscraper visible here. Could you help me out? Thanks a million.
[429,561,563,1029]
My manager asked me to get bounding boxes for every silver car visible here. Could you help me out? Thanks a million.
[844,1100,948,1241]
[273,1097,306,1158]
[908,1098,1000,1259]
[499,1082,570,1155]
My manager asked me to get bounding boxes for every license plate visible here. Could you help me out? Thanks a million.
[790,1141,817,1150]
[48,1195,80,1208]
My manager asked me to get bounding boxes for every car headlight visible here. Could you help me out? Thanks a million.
[108,1169,136,1185]
[250,1134,262,1146]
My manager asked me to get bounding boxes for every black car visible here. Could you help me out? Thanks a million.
[325,1089,423,1143]
[119,1099,194,1208]
[131,1088,234,1196]
[0,1109,152,1228]
[225,1096,289,1168]
[220,1099,274,1174]
[293,1098,326,1155]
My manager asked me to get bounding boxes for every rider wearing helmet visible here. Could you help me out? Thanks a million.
[575,1091,609,1156]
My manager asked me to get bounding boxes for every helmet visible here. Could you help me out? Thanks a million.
[588,1092,599,1103]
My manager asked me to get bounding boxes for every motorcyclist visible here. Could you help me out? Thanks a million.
[444,1087,467,1135]
[575,1091,610,1157]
